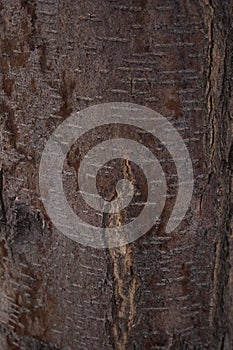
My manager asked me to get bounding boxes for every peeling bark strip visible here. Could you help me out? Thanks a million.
[0,0,232,350]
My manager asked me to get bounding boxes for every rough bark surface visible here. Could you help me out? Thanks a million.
[0,0,232,349]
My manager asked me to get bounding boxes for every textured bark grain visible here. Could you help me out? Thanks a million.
[0,0,232,349]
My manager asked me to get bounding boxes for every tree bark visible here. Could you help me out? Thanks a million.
[0,0,232,349]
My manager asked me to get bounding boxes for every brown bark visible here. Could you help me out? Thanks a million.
[0,0,232,349]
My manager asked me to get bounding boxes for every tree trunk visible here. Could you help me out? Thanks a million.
[0,0,232,349]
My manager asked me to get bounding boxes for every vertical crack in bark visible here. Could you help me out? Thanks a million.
[109,245,137,350]
[202,0,216,169]
[200,1,232,347]
[0,167,6,223]
[106,159,138,350]
[210,239,221,326]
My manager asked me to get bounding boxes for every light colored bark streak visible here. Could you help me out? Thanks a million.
[108,159,137,350]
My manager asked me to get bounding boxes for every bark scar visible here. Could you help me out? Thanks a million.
[107,159,138,350]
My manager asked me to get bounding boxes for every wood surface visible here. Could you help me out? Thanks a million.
[0,0,232,349]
